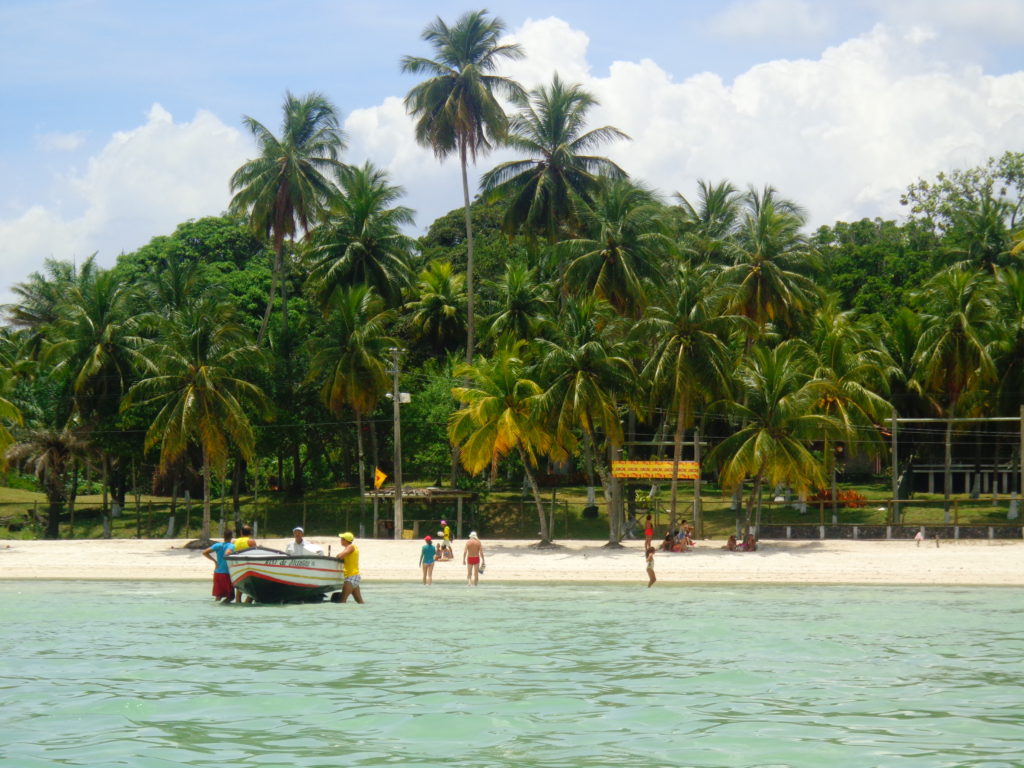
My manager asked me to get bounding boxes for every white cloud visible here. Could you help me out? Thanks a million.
[34,130,86,152]
[1,104,249,301]
[709,0,831,41]
[873,0,1024,43]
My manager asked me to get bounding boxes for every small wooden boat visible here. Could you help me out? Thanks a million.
[226,546,343,603]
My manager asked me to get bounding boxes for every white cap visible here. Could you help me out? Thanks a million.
[293,526,304,533]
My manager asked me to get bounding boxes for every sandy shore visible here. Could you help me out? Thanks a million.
[1,536,1022,585]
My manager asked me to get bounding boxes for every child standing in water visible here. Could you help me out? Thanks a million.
[645,544,656,588]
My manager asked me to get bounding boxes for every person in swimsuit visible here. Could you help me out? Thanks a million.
[419,535,436,585]
[645,543,656,588]
[463,531,485,586]
[333,531,364,603]
[643,514,654,546]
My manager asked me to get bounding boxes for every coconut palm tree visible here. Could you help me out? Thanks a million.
[673,179,742,264]
[5,428,89,538]
[807,299,895,520]
[708,341,842,534]
[723,186,820,339]
[306,162,416,309]
[480,74,628,243]
[308,285,396,520]
[405,261,468,354]
[229,91,346,344]
[401,9,526,364]
[481,262,554,347]
[538,298,634,543]
[639,263,745,535]
[449,348,556,544]
[913,266,998,521]
[123,299,269,542]
[561,177,668,318]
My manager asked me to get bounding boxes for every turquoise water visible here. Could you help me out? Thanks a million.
[2,581,1023,768]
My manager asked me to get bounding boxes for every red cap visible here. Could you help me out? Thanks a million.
[424,535,432,542]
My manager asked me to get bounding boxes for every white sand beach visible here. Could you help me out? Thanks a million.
[1,537,1022,585]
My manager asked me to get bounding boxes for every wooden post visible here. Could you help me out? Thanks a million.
[456,496,463,540]
[693,426,703,539]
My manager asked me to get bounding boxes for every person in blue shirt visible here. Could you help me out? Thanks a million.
[419,535,437,585]
[202,529,235,603]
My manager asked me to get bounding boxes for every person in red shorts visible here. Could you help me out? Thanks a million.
[463,531,485,586]
[202,529,235,603]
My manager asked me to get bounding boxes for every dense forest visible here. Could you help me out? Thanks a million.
[2,11,1023,543]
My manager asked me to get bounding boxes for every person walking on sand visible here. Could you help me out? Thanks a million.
[643,514,654,547]
[463,531,485,586]
[645,543,656,588]
[333,532,364,604]
[202,528,235,603]
[419,535,437,585]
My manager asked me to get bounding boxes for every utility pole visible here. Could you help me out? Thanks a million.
[389,347,404,540]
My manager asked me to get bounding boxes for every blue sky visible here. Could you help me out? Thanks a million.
[2,0,1023,300]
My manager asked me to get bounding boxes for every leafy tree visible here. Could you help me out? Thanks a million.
[5,428,89,538]
[561,177,668,318]
[639,263,743,534]
[481,262,553,349]
[913,266,998,520]
[123,300,269,542]
[538,298,634,543]
[402,9,526,364]
[306,161,415,308]
[230,91,346,343]
[308,285,396,517]
[404,260,467,355]
[481,74,628,243]
[449,349,556,544]
[708,341,840,534]
[673,179,742,264]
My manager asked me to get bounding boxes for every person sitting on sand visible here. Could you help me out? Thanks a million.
[661,531,675,552]
[723,535,738,551]
[739,533,757,552]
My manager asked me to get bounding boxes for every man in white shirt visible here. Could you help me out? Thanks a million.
[286,526,323,555]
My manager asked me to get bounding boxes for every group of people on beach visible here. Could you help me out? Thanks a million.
[419,521,486,586]
[202,524,257,604]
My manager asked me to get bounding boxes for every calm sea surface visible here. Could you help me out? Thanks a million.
[1,580,1022,768]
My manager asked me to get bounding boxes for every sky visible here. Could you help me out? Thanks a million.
[2,0,1023,303]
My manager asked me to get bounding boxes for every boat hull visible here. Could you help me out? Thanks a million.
[226,548,343,603]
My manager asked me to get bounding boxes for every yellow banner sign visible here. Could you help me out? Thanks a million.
[611,460,700,479]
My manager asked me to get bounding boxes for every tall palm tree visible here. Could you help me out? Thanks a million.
[481,262,553,347]
[404,260,468,354]
[306,162,416,309]
[480,74,628,243]
[913,266,998,520]
[673,179,742,264]
[449,349,556,544]
[538,298,634,543]
[808,298,894,520]
[561,177,668,318]
[123,300,269,542]
[723,186,820,339]
[708,341,841,534]
[229,91,346,344]
[5,428,89,539]
[402,9,526,364]
[308,285,396,520]
[639,263,744,535]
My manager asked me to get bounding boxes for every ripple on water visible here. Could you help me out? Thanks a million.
[1,580,1022,768]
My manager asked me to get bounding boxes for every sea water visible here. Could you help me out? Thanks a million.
[1,580,1022,768]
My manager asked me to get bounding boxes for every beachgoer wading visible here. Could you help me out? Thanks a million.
[463,531,485,586]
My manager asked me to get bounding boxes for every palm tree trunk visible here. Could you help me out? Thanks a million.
[745,470,764,535]
[67,459,78,540]
[279,242,290,341]
[232,457,245,523]
[460,141,476,365]
[669,395,687,526]
[356,410,367,524]
[518,446,550,543]
[943,416,953,523]
[257,256,279,345]
[201,445,212,543]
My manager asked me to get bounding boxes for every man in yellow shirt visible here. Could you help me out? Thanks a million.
[333,531,364,604]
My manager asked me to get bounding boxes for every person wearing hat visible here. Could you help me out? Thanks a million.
[440,519,451,544]
[463,531,485,586]
[333,532,363,603]
[286,526,323,556]
[419,535,437,585]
